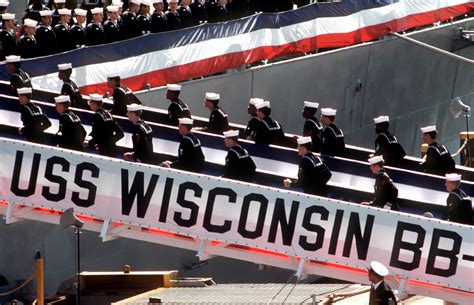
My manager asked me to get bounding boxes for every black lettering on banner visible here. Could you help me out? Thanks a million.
[173,182,202,228]
[343,213,374,260]
[158,178,174,223]
[121,169,159,218]
[10,151,41,197]
[203,187,236,233]
[390,222,426,270]
[426,229,461,277]
[299,205,329,251]
[328,209,344,255]
[72,162,99,207]
[238,193,268,239]
[268,199,300,246]
[41,157,69,202]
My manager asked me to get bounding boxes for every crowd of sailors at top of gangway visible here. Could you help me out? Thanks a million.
[4,56,472,226]
[0,0,318,60]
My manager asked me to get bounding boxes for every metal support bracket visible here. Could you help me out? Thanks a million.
[295,258,307,280]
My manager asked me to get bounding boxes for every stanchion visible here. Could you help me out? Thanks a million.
[36,251,44,305]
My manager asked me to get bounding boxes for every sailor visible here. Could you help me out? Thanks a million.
[17,19,39,59]
[137,0,151,34]
[54,8,75,53]
[86,7,105,46]
[177,0,193,28]
[0,0,9,29]
[222,130,256,182]
[1,13,17,59]
[373,115,406,166]
[196,92,229,134]
[35,10,57,56]
[251,101,285,145]
[6,55,32,92]
[243,97,263,139]
[367,261,397,305]
[166,83,191,126]
[445,173,473,225]
[23,0,48,24]
[302,101,323,153]
[58,63,86,109]
[320,108,345,156]
[104,6,121,44]
[70,8,87,47]
[165,0,181,30]
[107,72,141,116]
[216,0,229,22]
[150,0,168,33]
[283,136,332,196]
[420,125,455,176]
[86,94,125,158]
[122,0,142,39]
[124,103,155,164]
[206,0,218,23]
[54,95,87,152]
[190,0,206,25]
[163,118,205,173]
[52,0,66,27]
[17,87,52,144]
[363,155,399,211]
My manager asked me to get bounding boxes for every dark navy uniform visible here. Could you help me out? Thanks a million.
[202,106,229,134]
[54,23,75,52]
[206,0,218,23]
[20,102,52,144]
[370,169,399,211]
[216,4,228,22]
[104,20,121,43]
[244,117,259,139]
[1,28,17,59]
[35,24,57,56]
[422,142,455,176]
[369,281,397,305]
[137,14,151,34]
[167,98,191,126]
[89,109,124,157]
[70,24,86,47]
[177,5,193,28]
[131,120,154,164]
[303,116,323,153]
[165,11,181,30]
[57,109,87,151]
[10,69,32,91]
[321,123,345,156]
[171,132,205,173]
[223,145,256,182]
[190,1,206,25]
[52,9,60,27]
[61,79,86,109]
[111,85,140,116]
[150,10,168,33]
[121,10,141,39]
[253,116,285,145]
[375,131,406,166]
[290,152,331,196]
[86,23,105,46]
[17,34,38,59]
[447,188,472,225]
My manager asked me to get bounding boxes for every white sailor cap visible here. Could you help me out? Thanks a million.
[112,0,124,7]
[57,63,72,70]
[141,0,151,6]
[39,10,53,17]
[24,18,38,27]
[445,173,462,182]
[373,115,389,124]
[223,130,239,138]
[368,261,389,277]
[368,155,384,165]
[420,125,437,134]
[321,108,337,116]
[2,13,14,20]
[130,0,141,5]
[107,71,120,78]
[74,8,87,17]
[205,92,220,101]
[89,93,103,102]
[17,87,32,95]
[107,6,119,13]
[55,0,66,3]
[127,103,142,112]
[5,55,21,63]
[255,101,271,110]
[152,0,163,3]
[179,118,193,125]
[304,101,319,109]
[0,1,9,7]
[55,95,70,104]
[297,136,312,145]
[167,83,181,91]
[168,0,178,3]
[249,97,263,105]
[58,8,71,15]
[91,7,103,14]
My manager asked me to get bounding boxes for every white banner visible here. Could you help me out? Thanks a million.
[0,138,473,292]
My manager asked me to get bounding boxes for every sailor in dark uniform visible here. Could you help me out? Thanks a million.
[0,1,8,27]
[86,8,105,46]
[124,103,155,164]
[6,55,32,91]
[57,63,86,109]
[445,173,473,225]
[165,0,181,30]
[70,8,87,47]
[190,0,206,25]
[86,94,125,158]
[177,0,193,28]
[420,125,455,176]
[18,18,39,59]
[251,101,285,145]
[373,115,406,166]
[243,97,263,139]
[24,0,49,23]
[150,0,168,33]
[137,0,151,34]
[367,261,397,305]
[363,155,399,211]
[54,9,75,53]
[104,6,122,43]
[206,0,218,23]
[51,0,66,27]
[121,0,142,39]
[320,107,345,156]
[107,72,141,116]
[302,101,323,153]
[222,130,256,182]
[17,87,52,144]
[215,0,228,22]
[228,0,248,19]
[163,118,205,173]
[0,13,17,60]
[166,83,191,126]
[284,137,332,197]
[196,92,229,134]
[35,10,57,56]
[54,95,87,152]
